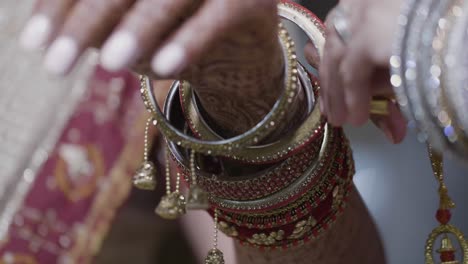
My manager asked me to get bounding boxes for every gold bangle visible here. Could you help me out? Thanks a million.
[140,24,298,156]
[208,125,336,211]
[179,64,324,164]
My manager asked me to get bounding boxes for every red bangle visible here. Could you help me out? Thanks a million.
[212,157,354,250]
[172,133,323,201]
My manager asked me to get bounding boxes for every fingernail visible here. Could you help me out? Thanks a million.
[378,121,395,143]
[319,97,325,114]
[19,14,52,51]
[100,31,137,72]
[44,37,78,75]
[151,44,186,77]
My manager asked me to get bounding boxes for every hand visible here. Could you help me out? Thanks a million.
[19,0,284,135]
[305,0,407,143]
[19,0,278,78]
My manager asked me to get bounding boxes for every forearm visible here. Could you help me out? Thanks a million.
[186,21,307,138]
[234,184,386,264]
[150,6,384,264]
[178,25,384,264]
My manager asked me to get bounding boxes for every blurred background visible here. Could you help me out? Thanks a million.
[0,0,467,264]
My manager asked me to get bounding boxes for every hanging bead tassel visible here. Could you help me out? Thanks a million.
[155,147,186,220]
[186,150,210,210]
[425,145,468,264]
[205,208,225,264]
[133,118,157,190]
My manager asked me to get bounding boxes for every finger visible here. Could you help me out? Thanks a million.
[319,27,347,126]
[340,30,373,126]
[100,0,199,72]
[19,0,76,51]
[43,0,136,75]
[151,1,277,77]
[318,9,337,118]
[304,41,320,70]
[318,39,330,117]
[370,101,407,144]
[371,67,394,96]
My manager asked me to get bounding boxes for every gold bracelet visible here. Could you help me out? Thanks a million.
[179,64,324,164]
[140,24,298,156]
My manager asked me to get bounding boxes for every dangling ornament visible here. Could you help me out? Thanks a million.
[186,150,210,210]
[133,161,157,190]
[133,118,157,190]
[155,148,186,220]
[187,185,210,210]
[205,208,225,264]
[205,249,225,264]
[155,190,186,220]
[437,235,459,264]
[424,145,468,264]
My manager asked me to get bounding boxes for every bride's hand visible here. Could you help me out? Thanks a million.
[306,0,407,143]
[20,0,278,79]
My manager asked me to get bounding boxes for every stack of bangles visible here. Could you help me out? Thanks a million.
[391,0,468,162]
[132,1,353,262]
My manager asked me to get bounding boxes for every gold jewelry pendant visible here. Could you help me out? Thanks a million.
[133,118,157,190]
[186,150,210,210]
[187,185,210,210]
[426,225,468,264]
[155,149,186,220]
[205,248,225,264]
[133,161,157,190]
[155,191,186,220]
[424,145,468,264]
[205,208,225,264]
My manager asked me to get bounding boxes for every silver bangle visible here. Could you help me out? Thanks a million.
[140,25,298,156]
[180,63,323,164]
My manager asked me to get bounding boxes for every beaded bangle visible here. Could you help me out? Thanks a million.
[215,143,353,230]
[443,1,468,133]
[415,0,454,149]
[391,0,468,160]
[179,64,325,165]
[390,0,430,141]
[234,196,349,251]
[413,0,468,154]
[139,25,298,156]
[434,0,468,154]
[171,137,324,201]
[215,153,354,250]
[444,1,468,137]
[163,76,353,216]
[204,133,340,212]
[165,82,325,201]
[278,0,326,57]
[208,126,339,213]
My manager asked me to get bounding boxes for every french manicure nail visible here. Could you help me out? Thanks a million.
[19,14,52,51]
[151,44,186,77]
[44,37,78,75]
[100,31,137,72]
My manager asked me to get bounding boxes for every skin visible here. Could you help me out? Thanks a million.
[235,186,385,264]
[308,0,407,143]
[21,1,389,263]
[25,0,294,135]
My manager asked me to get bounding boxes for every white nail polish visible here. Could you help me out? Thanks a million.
[44,37,79,75]
[100,32,138,72]
[151,44,186,77]
[19,14,52,51]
